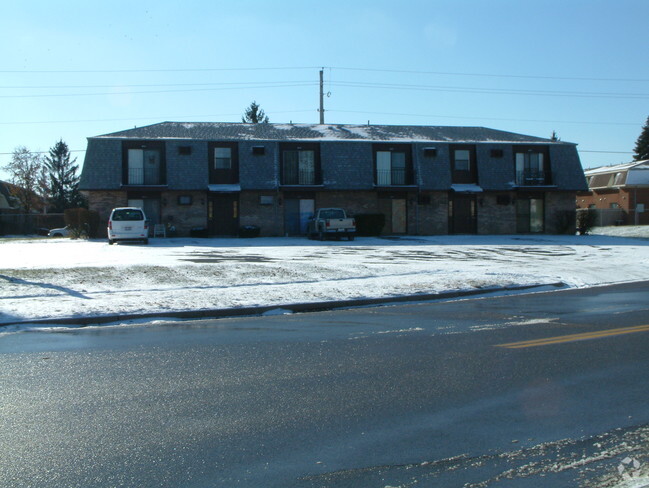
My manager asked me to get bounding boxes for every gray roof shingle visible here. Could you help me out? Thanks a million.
[94,121,565,144]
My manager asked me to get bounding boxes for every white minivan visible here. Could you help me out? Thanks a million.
[107,207,149,245]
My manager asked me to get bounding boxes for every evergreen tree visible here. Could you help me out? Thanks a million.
[44,139,83,212]
[242,101,269,124]
[633,116,649,161]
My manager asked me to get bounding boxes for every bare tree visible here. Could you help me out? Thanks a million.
[3,147,45,213]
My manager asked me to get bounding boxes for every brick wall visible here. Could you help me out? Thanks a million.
[477,192,516,234]
[239,191,283,236]
[161,191,207,235]
[84,190,127,223]
[416,192,449,234]
[545,191,577,234]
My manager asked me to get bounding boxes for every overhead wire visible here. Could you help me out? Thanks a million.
[0,65,642,159]
[327,66,649,83]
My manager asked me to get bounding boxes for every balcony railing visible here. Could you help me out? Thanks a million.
[516,170,550,186]
[128,167,162,185]
[376,168,407,186]
[283,167,316,185]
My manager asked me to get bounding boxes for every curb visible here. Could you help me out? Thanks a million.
[1,282,566,328]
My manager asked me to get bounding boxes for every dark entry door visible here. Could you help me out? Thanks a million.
[391,199,407,234]
[450,194,477,234]
[208,194,239,236]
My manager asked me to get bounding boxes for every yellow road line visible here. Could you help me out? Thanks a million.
[495,324,649,349]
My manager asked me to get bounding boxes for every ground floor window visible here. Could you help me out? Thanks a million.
[516,196,544,233]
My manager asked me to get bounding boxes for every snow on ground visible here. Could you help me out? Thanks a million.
[591,225,649,239]
[1,229,648,325]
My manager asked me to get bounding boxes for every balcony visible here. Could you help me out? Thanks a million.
[283,166,316,186]
[376,168,407,186]
[127,167,162,186]
[516,169,551,186]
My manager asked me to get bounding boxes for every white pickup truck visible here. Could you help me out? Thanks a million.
[307,208,356,241]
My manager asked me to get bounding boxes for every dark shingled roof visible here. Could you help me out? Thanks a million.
[95,121,567,144]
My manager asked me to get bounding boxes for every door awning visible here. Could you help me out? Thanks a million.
[207,184,241,193]
[451,184,483,193]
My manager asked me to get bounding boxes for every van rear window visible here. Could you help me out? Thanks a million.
[112,209,144,221]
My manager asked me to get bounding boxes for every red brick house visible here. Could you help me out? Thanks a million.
[577,160,649,225]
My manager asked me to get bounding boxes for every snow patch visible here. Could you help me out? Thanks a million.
[261,308,293,316]
[1,230,649,326]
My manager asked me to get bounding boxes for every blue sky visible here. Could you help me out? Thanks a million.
[1,0,648,180]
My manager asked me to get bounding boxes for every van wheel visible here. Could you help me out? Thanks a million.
[108,239,114,245]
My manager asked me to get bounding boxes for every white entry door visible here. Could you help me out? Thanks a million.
[299,199,315,234]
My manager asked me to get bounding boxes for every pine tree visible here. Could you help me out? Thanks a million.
[242,101,269,124]
[44,139,83,212]
[633,116,649,161]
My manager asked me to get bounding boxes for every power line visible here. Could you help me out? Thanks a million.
[329,81,649,100]
[2,64,646,83]
[0,80,316,90]
[579,150,633,154]
[328,110,638,127]
[0,82,318,99]
[0,66,319,74]
[329,66,649,84]
[3,78,646,101]
[0,110,316,125]
[0,150,86,155]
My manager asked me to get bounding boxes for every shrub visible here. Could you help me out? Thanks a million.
[64,208,100,238]
[576,208,598,235]
[190,227,209,238]
[354,213,386,236]
[239,225,260,238]
[553,210,576,234]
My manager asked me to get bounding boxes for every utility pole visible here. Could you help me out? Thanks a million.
[319,68,325,124]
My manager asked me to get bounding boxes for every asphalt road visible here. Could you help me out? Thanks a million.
[1,282,649,487]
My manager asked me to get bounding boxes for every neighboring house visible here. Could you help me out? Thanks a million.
[0,181,16,210]
[577,160,649,225]
[0,180,43,212]
[79,122,587,237]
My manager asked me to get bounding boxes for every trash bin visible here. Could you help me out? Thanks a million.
[190,227,209,238]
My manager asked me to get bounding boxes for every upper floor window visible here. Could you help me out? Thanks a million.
[450,146,477,184]
[515,147,550,186]
[209,142,238,184]
[281,143,321,185]
[123,141,165,186]
[374,145,413,186]
[215,148,232,169]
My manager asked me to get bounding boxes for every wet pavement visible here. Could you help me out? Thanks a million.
[1,281,648,487]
